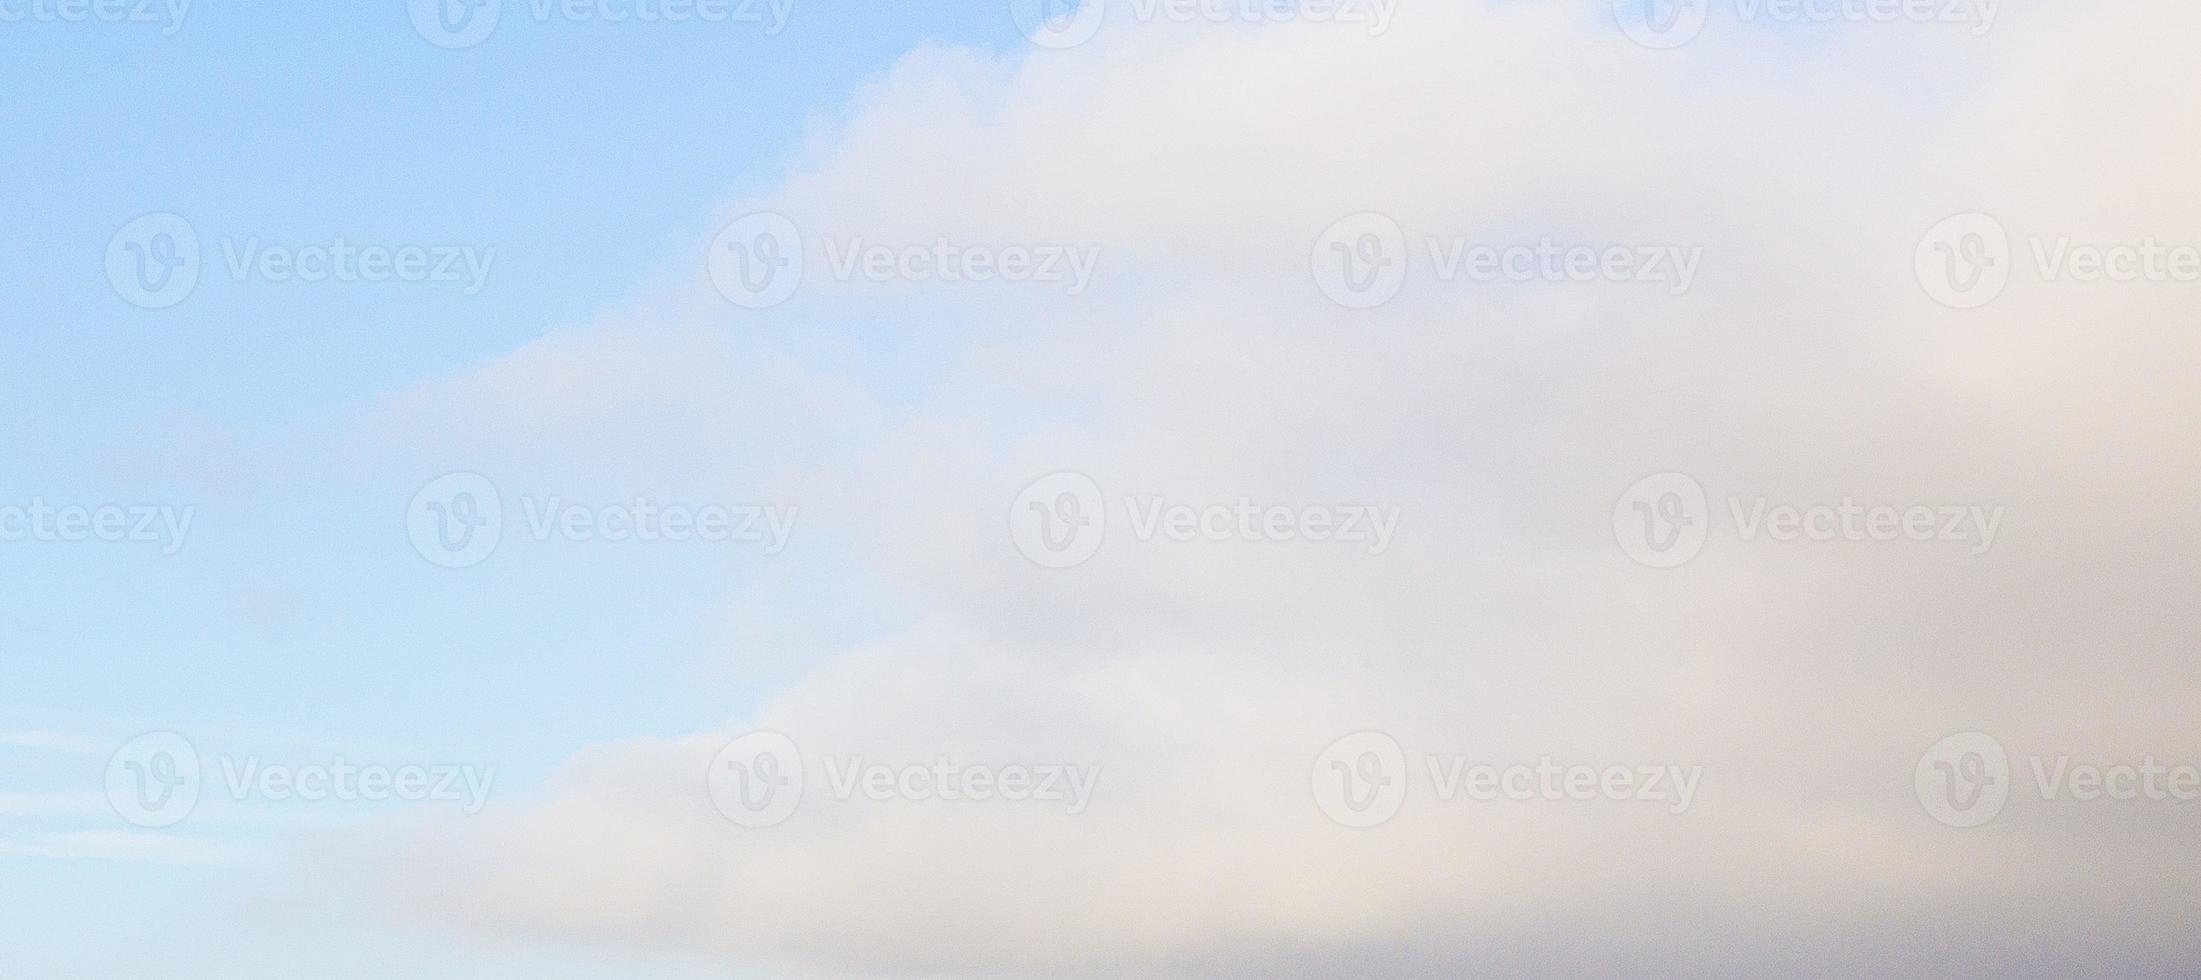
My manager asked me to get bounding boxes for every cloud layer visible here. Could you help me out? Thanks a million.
[352,2,2201,976]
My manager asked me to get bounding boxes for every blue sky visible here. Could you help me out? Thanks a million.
[1,5,1023,975]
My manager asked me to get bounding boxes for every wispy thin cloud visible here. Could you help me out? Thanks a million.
[0,830,259,865]
[0,731,106,754]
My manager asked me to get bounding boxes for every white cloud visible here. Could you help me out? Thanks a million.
[347,1,2201,975]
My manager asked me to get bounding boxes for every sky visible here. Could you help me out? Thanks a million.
[4,0,2200,977]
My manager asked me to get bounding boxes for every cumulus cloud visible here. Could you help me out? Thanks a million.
[348,1,2201,976]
